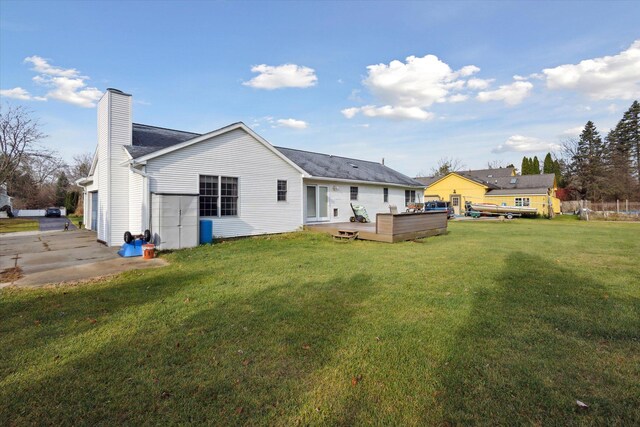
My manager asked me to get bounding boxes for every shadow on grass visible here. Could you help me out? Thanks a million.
[435,252,640,425]
[0,272,379,425]
[0,267,187,380]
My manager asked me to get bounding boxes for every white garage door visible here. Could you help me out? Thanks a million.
[151,193,199,250]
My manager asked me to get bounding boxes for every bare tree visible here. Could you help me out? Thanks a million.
[68,152,93,183]
[487,160,505,169]
[0,104,47,185]
[430,157,466,177]
[25,152,67,185]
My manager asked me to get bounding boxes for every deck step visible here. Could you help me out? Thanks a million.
[333,230,359,241]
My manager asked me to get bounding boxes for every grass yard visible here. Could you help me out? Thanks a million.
[0,218,39,233]
[1,218,639,425]
[67,214,83,229]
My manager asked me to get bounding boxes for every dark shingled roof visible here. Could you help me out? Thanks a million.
[125,123,202,158]
[124,122,423,187]
[464,167,515,179]
[414,176,440,187]
[415,169,555,192]
[275,147,424,187]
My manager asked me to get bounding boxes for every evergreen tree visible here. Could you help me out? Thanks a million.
[572,121,605,200]
[532,156,540,174]
[543,153,554,174]
[54,172,69,207]
[521,157,529,175]
[605,101,640,200]
[553,159,563,187]
[623,100,640,185]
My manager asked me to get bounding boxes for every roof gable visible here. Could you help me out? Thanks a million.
[427,172,491,189]
[125,121,422,187]
[130,122,307,175]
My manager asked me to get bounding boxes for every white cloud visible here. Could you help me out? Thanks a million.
[607,103,618,114]
[24,55,80,77]
[342,105,433,121]
[543,40,640,100]
[467,78,494,90]
[243,64,317,89]
[477,81,533,106]
[4,56,103,107]
[448,93,469,103]
[492,135,561,153]
[275,118,308,129]
[0,87,46,101]
[343,54,491,120]
[561,126,584,136]
[363,54,479,108]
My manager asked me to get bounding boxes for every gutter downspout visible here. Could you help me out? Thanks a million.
[129,162,149,231]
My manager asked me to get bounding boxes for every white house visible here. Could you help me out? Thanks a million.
[77,89,425,249]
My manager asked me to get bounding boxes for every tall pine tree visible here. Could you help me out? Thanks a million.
[521,157,529,175]
[604,100,640,200]
[572,121,605,200]
[543,153,554,174]
[532,156,540,174]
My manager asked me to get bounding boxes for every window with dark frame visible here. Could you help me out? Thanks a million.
[220,177,238,216]
[199,175,218,217]
[383,188,389,203]
[405,190,416,206]
[277,180,287,201]
[350,186,358,201]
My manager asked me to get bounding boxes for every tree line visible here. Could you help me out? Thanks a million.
[562,101,639,201]
[1,104,91,212]
[520,153,563,185]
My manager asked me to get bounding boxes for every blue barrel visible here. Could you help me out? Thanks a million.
[199,219,213,244]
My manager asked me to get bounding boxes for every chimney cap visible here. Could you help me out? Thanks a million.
[106,88,132,96]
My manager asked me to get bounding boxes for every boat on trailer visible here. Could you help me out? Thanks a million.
[466,202,537,219]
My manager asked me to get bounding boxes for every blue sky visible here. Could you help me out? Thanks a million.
[1,1,639,177]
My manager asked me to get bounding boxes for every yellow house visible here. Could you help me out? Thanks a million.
[417,168,561,216]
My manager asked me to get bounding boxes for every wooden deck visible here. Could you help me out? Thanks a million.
[306,211,448,243]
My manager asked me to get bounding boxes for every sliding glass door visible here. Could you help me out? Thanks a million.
[306,185,329,222]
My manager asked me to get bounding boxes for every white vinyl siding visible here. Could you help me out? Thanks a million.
[303,180,421,223]
[96,97,109,241]
[108,94,131,245]
[146,128,303,238]
[95,90,132,245]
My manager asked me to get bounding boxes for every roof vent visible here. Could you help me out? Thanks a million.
[348,162,359,168]
[487,174,493,178]
[510,178,517,184]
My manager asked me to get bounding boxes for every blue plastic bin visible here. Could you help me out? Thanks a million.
[199,219,213,244]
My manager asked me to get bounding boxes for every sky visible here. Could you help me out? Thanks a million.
[1,0,639,177]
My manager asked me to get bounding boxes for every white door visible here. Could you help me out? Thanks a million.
[151,194,199,250]
[179,195,199,248]
[305,185,329,222]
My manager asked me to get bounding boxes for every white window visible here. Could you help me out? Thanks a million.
[199,175,238,217]
[405,190,416,205]
[350,186,358,201]
[515,197,530,207]
[277,180,287,201]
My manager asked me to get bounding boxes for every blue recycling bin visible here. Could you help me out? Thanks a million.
[199,219,213,244]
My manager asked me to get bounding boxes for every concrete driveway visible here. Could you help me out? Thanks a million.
[0,229,166,288]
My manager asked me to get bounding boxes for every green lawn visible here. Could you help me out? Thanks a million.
[0,218,39,233]
[67,214,83,229]
[1,218,639,425]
